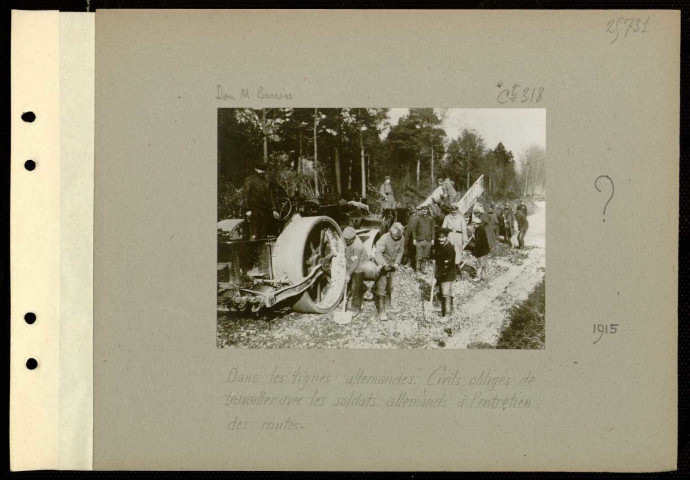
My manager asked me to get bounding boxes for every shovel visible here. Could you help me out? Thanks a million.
[333,285,353,326]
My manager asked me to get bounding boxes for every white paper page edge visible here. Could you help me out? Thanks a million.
[58,11,94,470]
[10,10,61,471]
[11,10,95,471]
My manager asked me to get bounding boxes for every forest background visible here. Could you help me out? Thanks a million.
[218,108,546,219]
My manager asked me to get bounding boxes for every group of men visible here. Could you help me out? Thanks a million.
[241,161,530,322]
[481,200,529,249]
[342,192,531,322]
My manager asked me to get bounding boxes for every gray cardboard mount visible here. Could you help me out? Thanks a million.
[94,10,678,471]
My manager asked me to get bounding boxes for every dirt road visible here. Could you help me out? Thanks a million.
[217,201,546,349]
[446,201,545,348]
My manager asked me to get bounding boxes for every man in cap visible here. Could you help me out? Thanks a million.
[517,199,528,216]
[442,204,468,269]
[499,201,515,246]
[440,177,458,207]
[342,226,369,314]
[404,206,422,271]
[432,227,456,317]
[471,213,496,282]
[243,160,279,239]
[379,175,396,214]
[488,203,500,239]
[411,205,434,273]
[373,222,405,321]
[515,206,529,249]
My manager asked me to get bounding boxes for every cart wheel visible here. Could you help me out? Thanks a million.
[272,216,346,313]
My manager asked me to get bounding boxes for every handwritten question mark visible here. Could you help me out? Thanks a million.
[594,175,614,222]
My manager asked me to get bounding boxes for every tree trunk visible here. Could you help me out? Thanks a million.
[313,108,319,196]
[416,156,421,186]
[297,126,302,172]
[262,108,268,162]
[334,146,342,196]
[359,131,366,198]
[348,156,353,191]
[430,142,435,187]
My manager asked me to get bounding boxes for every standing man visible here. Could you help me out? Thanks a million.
[487,203,500,240]
[342,227,368,314]
[515,208,529,249]
[499,201,515,246]
[517,199,528,216]
[373,222,405,321]
[411,205,434,273]
[432,228,456,317]
[442,204,468,269]
[405,207,421,271]
[379,176,396,220]
[441,178,457,207]
[243,160,279,239]
[471,214,496,282]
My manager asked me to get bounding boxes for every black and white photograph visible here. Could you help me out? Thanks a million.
[217,108,545,349]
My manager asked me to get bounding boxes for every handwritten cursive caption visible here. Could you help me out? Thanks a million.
[216,85,294,101]
[222,366,538,432]
[606,16,649,44]
[593,323,619,344]
[496,83,544,105]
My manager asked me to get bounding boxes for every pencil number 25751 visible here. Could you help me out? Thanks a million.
[606,17,649,44]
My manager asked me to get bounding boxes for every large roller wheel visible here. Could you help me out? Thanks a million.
[272,216,346,313]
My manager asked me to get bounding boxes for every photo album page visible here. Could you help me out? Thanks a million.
[10,9,679,471]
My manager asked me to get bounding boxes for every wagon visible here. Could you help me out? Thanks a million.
[217,191,382,315]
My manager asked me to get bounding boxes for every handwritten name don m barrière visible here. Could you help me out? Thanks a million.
[216,85,294,101]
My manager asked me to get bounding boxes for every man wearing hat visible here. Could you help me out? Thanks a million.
[432,227,456,317]
[498,201,515,246]
[243,160,279,239]
[410,205,434,273]
[487,203,500,239]
[342,226,369,314]
[515,207,529,249]
[373,222,405,321]
[405,206,422,271]
[517,199,528,216]
[442,204,468,268]
[379,176,396,213]
[471,213,496,282]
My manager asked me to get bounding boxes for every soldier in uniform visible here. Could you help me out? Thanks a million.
[499,201,515,245]
[405,206,422,271]
[442,204,468,269]
[379,176,396,227]
[432,227,457,317]
[411,205,434,273]
[342,226,368,314]
[373,222,405,321]
[471,213,497,282]
[515,208,529,249]
[487,203,500,239]
[243,160,279,239]
[517,199,528,216]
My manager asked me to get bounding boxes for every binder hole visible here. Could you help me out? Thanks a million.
[21,112,36,123]
[24,160,36,171]
[24,312,36,324]
[26,358,38,370]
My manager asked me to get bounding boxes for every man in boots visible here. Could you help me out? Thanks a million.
[515,207,529,249]
[432,228,456,317]
[243,160,279,239]
[342,226,368,314]
[405,207,421,271]
[442,204,468,271]
[411,205,434,274]
[373,222,405,321]
[499,201,515,246]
